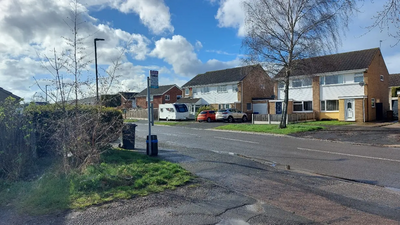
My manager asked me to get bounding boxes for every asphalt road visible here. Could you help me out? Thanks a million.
[136,121,400,189]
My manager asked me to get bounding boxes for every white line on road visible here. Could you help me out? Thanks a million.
[297,147,400,163]
[215,137,259,144]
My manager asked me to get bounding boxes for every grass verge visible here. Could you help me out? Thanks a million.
[214,124,324,134]
[124,119,138,123]
[0,149,193,214]
[155,121,188,126]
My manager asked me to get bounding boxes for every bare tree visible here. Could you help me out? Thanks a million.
[242,0,357,128]
[368,0,400,45]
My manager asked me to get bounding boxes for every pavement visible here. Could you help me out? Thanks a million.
[2,121,400,224]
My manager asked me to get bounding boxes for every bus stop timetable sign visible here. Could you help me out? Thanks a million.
[150,70,158,89]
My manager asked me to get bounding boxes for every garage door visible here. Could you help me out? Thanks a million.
[393,100,398,118]
[253,103,268,114]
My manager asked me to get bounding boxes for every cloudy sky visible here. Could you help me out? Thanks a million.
[0,0,399,101]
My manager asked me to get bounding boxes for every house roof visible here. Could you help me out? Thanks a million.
[175,98,202,104]
[182,65,263,87]
[0,87,21,101]
[275,48,380,79]
[137,84,180,97]
[120,92,138,100]
[389,73,400,87]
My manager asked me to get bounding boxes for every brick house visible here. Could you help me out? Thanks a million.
[389,74,400,119]
[272,48,389,122]
[0,87,21,102]
[136,84,182,109]
[181,65,274,117]
[119,92,138,109]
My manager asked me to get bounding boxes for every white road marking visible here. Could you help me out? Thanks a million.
[297,147,400,163]
[215,136,259,144]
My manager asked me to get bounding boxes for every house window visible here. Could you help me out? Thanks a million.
[321,75,343,85]
[217,85,227,93]
[278,82,285,89]
[232,85,238,92]
[201,87,210,93]
[292,79,302,88]
[302,78,312,87]
[304,101,313,111]
[177,95,182,100]
[219,104,230,109]
[293,101,312,112]
[247,103,252,110]
[380,75,384,81]
[150,95,153,101]
[193,88,197,94]
[185,89,189,95]
[165,95,170,101]
[293,102,303,111]
[371,98,375,108]
[354,73,364,83]
[321,100,339,111]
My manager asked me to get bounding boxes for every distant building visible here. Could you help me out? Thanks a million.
[0,87,21,102]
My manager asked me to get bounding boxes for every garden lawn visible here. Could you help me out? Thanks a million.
[215,124,324,135]
[0,149,193,215]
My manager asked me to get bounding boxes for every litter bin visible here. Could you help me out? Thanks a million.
[146,135,158,156]
[121,123,137,149]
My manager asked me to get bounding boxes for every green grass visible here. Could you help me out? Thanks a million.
[215,124,324,134]
[155,121,188,126]
[124,119,138,123]
[0,149,193,214]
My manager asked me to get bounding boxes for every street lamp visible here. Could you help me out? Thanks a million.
[94,38,105,103]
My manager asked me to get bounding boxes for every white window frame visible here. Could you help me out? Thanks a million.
[380,75,384,82]
[320,75,344,85]
[293,101,313,112]
[371,98,375,108]
[165,95,170,101]
[185,88,189,95]
[354,73,364,83]
[201,86,210,94]
[321,100,339,112]
[217,85,227,93]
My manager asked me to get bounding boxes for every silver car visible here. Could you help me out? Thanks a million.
[216,108,248,123]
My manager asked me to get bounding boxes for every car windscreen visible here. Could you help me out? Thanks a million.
[200,111,207,114]
[174,104,188,112]
[217,109,226,112]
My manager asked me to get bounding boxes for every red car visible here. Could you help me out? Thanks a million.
[197,110,216,122]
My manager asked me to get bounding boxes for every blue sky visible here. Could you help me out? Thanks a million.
[0,0,399,101]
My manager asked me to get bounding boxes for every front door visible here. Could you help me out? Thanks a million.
[345,99,355,121]
[276,102,282,114]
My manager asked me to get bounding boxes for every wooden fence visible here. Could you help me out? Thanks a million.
[253,112,315,124]
[124,108,158,120]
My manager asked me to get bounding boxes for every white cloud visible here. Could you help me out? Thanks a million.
[195,41,203,51]
[150,35,241,77]
[109,0,173,35]
[215,0,247,37]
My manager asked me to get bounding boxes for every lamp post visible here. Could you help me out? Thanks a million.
[94,38,105,103]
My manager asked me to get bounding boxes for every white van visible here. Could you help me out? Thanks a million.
[158,103,189,121]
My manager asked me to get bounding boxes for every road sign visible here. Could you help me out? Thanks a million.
[150,70,158,88]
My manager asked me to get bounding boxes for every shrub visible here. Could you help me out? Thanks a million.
[0,97,35,180]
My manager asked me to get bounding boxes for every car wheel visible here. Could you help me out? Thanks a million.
[228,116,234,123]
[242,116,248,122]
[207,117,211,122]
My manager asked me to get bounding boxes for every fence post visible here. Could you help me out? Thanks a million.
[268,114,271,124]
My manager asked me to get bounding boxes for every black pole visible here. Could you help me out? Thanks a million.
[45,85,48,102]
[94,38,105,104]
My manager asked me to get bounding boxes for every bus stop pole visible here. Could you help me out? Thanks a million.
[147,76,152,155]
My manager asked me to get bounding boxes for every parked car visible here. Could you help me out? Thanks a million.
[216,108,248,123]
[197,110,216,122]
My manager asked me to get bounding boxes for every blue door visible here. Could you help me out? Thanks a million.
[276,102,282,114]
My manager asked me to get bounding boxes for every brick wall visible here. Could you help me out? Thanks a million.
[136,96,147,108]
[312,76,320,120]
[242,66,274,114]
[364,51,390,121]
[355,98,365,122]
